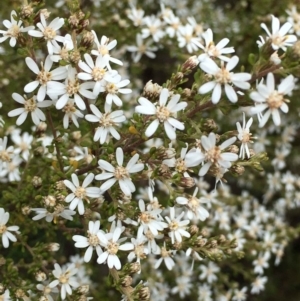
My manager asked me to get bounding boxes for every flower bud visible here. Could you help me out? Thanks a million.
[35,271,47,282]
[202,119,218,132]
[189,225,199,235]
[227,145,239,154]
[139,286,151,301]
[77,285,89,294]
[37,122,47,132]
[157,146,176,160]
[81,31,95,48]
[0,284,4,293]
[21,5,33,18]
[32,176,42,188]
[179,176,195,188]
[121,275,133,287]
[129,262,141,274]
[69,50,81,64]
[231,165,245,175]
[47,243,60,252]
[182,55,199,73]
[44,195,56,207]
[142,80,162,100]
[22,206,31,215]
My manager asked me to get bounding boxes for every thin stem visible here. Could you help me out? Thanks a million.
[46,110,64,173]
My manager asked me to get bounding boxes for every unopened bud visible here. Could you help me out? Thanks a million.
[157,146,176,160]
[129,262,141,274]
[218,234,226,243]
[44,195,56,207]
[39,296,48,301]
[121,275,132,287]
[227,145,239,154]
[77,285,89,294]
[231,165,245,175]
[189,225,199,235]
[174,72,184,82]
[196,237,207,247]
[209,240,218,248]
[22,206,31,215]
[69,14,80,28]
[15,289,26,298]
[158,164,171,178]
[81,31,94,48]
[142,80,162,100]
[203,119,218,131]
[69,50,81,64]
[179,176,195,188]
[182,55,199,73]
[182,88,192,98]
[35,271,47,282]
[0,284,4,293]
[72,131,82,140]
[139,287,150,301]
[32,176,42,188]
[37,122,47,132]
[47,243,60,252]
[21,5,33,18]
[56,181,66,191]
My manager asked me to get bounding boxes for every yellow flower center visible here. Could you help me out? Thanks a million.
[43,27,56,40]
[114,166,129,180]
[66,80,80,96]
[75,186,86,199]
[215,66,232,84]
[156,106,170,122]
[205,146,221,164]
[0,224,7,234]
[88,232,100,247]
[92,67,106,81]
[24,97,37,112]
[107,240,119,255]
[266,90,285,109]
[8,24,20,38]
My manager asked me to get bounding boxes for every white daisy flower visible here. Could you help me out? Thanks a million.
[103,74,132,107]
[127,5,145,27]
[154,243,175,270]
[59,98,84,129]
[47,67,95,110]
[141,15,165,42]
[199,262,220,283]
[96,147,144,196]
[0,154,22,182]
[127,235,149,266]
[28,13,65,54]
[177,24,202,53]
[135,88,187,140]
[91,30,123,68]
[250,73,295,127]
[0,10,34,47]
[49,263,79,300]
[136,199,167,238]
[259,15,297,51]
[85,103,126,144]
[24,55,67,102]
[251,276,267,294]
[127,33,158,63]
[165,207,190,244]
[198,28,235,62]
[50,34,74,62]
[0,207,19,248]
[8,93,52,126]
[31,205,76,223]
[64,173,101,215]
[78,53,117,96]
[0,136,14,173]
[11,131,33,162]
[72,220,103,262]
[198,132,238,176]
[236,113,254,159]
[97,226,133,270]
[176,187,209,221]
[36,281,59,301]
[198,56,251,104]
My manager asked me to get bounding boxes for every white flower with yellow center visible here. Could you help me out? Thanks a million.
[0,136,14,173]
[198,28,235,62]
[127,33,158,63]
[103,74,132,108]
[97,226,133,270]
[49,263,79,300]
[177,24,202,53]
[0,10,34,47]
[96,147,144,196]
[198,132,238,176]
[64,173,101,215]
[259,15,297,51]
[154,243,175,270]
[0,207,19,248]
[250,73,295,127]
[78,53,117,96]
[165,207,190,244]
[60,98,84,129]
[24,55,67,102]
[135,88,187,140]
[91,30,123,69]
[176,187,209,221]
[199,55,251,104]
[236,113,254,159]
[8,93,52,126]
[73,220,103,262]
[48,67,95,110]
[85,103,126,144]
[136,199,167,238]
[28,13,65,54]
